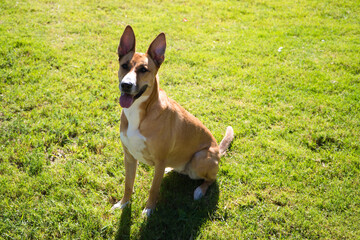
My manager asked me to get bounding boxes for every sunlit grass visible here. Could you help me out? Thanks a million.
[1,0,359,239]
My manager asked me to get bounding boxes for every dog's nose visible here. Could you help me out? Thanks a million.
[121,82,133,92]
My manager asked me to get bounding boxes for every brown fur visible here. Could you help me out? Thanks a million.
[113,26,234,215]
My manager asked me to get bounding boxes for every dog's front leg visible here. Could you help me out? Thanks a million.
[111,151,138,210]
[122,152,138,204]
[142,161,165,216]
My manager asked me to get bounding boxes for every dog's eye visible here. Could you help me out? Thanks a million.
[139,67,148,73]
[121,63,129,70]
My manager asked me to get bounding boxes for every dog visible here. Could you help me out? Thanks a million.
[111,26,234,216]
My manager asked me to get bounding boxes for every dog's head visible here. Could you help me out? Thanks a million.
[117,26,166,108]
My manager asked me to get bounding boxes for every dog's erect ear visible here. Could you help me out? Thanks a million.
[147,33,166,67]
[118,25,136,58]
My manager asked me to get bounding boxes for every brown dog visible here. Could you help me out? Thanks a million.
[111,26,234,216]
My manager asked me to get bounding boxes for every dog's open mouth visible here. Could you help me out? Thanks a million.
[119,93,134,108]
[119,85,148,108]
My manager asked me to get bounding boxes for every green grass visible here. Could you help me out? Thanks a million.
[1,0,359,239]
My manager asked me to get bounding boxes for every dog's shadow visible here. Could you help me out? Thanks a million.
[115,171,219,240]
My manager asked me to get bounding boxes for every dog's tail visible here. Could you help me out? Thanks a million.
[219,126,234,156]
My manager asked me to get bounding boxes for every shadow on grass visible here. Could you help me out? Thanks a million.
[115,171,219,240]
[115,204,132,240]
[138,172,219,240]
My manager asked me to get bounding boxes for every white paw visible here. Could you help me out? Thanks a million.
[165,167,173,174]
[111,201,129,211]
[194,186,204,200]
[142,208,154,217]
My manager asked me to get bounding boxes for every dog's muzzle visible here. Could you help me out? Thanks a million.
[120,82,133,93]
[119,71,137,93]
[119,84,148,108]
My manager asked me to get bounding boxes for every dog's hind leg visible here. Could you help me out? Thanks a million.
[186,147,220,200]
[194,180,216,200]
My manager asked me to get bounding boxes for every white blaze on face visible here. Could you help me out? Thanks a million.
[119,71,137,92]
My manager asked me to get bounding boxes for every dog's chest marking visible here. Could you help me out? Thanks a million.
[120,97,149,165]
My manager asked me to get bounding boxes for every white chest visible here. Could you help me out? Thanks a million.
[120,129,148,164]
[120,96,149,165]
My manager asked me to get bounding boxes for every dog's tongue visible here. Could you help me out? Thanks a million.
[119,93,134,108]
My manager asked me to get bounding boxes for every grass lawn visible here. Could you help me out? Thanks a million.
[1,0,360,239]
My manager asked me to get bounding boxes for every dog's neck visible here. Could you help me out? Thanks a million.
[144,75,161,111]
